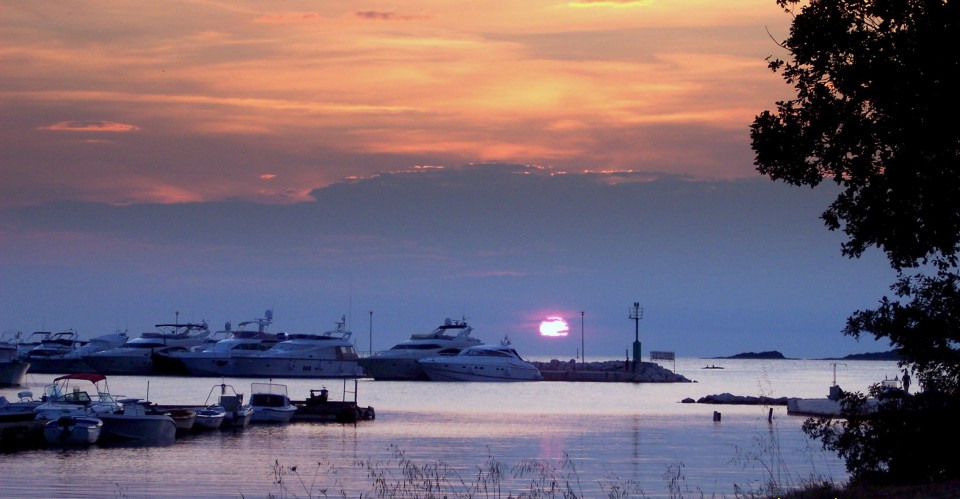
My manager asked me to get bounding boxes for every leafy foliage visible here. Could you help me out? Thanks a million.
[752,0,960,484]
[752,0,960,270]
[803,386,960,484]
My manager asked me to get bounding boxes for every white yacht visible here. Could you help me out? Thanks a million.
[0,343,30,387]
[155,311,285,376]
[418,337,543,382]
[83,319,211,375]
[24,330,129,374]
[359,318,483,380]
[15,331,52,359]
[232,316,364,378]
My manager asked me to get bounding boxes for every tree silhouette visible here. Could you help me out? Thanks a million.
[752,0,960,484]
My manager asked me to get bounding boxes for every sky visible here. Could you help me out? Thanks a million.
[1,1,897,359]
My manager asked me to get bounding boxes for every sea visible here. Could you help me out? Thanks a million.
[0,357,902,498]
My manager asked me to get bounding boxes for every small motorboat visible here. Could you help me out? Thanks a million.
[702,365,725,370]
[43,415,103,445]
[33,373,122,421]
[165,408,196,434]
[0,391,42,423]
[193,406,226,431]
[249,382,297,424]
[202,382,253,429]
[98,401,177,445]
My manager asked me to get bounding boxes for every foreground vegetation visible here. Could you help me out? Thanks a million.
[752,0,960,487]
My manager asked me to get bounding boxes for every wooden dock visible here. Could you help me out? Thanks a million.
[0,420,45,451]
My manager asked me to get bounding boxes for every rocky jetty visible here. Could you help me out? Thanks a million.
[682,393,789,405]
[532,359,692,383]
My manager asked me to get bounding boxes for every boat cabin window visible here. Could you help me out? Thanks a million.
[251,393,287,407]
[391,344,443,350]
[467,349,513,358]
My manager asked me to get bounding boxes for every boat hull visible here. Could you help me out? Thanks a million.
[99,413,177,445]
[82,352,155,376]
[250,406,297,423]
[418,362,543,382]
[222,407,254,428]
[0,360,30,387]
[193,408,226,430]
[25,356,95,374]
[231,358,364,378]
[43,416,102,445]
[358,358,426,380]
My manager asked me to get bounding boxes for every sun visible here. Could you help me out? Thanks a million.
[539,316,569,337]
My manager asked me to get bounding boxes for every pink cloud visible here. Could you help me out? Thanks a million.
[254,12,322,24]
[38,121,140,132]
[354,11,429,21]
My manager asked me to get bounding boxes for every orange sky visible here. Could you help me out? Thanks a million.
[1,1,793,207]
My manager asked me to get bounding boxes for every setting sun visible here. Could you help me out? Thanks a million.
[539,316,570,337]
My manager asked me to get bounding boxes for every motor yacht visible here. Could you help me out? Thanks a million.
[25,330,128,374]
[14,331,52,358]
[0,342,30,387]
[231,316,364,378]
[359,318,483,380]
[83,319,211,375]
[155,310,285,376]
[418,337,543,382]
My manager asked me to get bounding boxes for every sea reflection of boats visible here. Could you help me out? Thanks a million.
[155,310,286,376]
[25,330,129,374]
[83,318,211,375]
[202,382,253,429]
[230,316,364,378]
[0,342,30,387]
[249,382,297,423]
[359,318,483,380]
[418,336,544,382]
[43,415,103,445]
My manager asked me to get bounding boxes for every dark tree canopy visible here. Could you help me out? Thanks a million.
[752,0,960,271]
[752,0,960,484]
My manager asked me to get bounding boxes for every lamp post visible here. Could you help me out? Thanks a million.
[580,311,585,366]
[368,310,373,356]
[629,302,643,371]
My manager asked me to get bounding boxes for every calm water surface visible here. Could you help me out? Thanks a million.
[0,357,902,497]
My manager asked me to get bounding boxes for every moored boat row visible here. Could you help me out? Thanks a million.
[13,374,374,448]
[4,314,544,382]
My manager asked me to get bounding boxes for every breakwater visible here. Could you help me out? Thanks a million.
[532,359,692,382]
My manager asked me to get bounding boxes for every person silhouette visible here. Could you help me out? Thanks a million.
[902,369,911,394]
